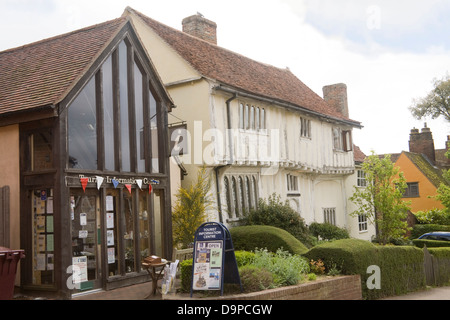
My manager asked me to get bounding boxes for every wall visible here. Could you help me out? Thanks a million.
[0,125,20,250]
[168,275,362,300]
[396,152,444,212]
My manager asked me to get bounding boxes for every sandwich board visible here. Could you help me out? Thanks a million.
[190,222,242,296]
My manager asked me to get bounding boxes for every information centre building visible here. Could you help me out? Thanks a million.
[0,17,175,298]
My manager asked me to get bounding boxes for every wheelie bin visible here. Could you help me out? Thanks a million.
[0,247,25,300]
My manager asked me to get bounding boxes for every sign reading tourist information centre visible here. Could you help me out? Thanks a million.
[191,222,242,296]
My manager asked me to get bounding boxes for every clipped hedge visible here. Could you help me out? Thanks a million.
[309,222,350,241]
[412,239,450,248]
[410,224,450,239]
[229,225,309,255]
[304,239,425,300]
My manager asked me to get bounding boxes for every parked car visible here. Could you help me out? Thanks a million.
[418,232,450,241]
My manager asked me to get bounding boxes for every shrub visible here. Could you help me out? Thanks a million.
[172,167,212,248]
[242,193,314,247]
[230,225,309,255]
[415,209,450,225]
[304,239,425,299]
[235,250,255,267]
[180,259,193,292]
[412,239,450,248]
[239,265,274,292]
[309,222,350,241]
[410,224,450,239]
[252,248,309,287]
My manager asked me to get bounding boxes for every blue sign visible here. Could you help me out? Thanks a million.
[190,222,242,296]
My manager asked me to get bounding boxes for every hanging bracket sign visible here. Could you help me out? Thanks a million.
[190,222,242,297]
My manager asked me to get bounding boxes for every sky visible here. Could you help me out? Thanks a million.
[1,0,449,156]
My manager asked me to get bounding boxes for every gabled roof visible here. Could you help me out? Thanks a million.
[125,7,361,128]
[0,17,128,116]
[400,151,449,188]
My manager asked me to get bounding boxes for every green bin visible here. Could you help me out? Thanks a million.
[0,247,25,300]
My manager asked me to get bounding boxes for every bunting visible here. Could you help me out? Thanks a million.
[80,177,88,192]
[96,176,104,190]
[75,175,159,193]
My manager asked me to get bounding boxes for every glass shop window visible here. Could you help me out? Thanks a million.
[30,129,53,171]
[68,76,97,170]
[31,188,55,286]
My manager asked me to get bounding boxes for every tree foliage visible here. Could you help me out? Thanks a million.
[410,74,450,122]
[349,152,411,245]
[172,167,212,248]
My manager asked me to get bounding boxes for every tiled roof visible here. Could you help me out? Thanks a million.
[353,145,366,163]
[402,151,449,188]
[126,7,361,127]
[0,17,127,116]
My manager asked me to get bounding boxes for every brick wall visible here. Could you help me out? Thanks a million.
[189,275,362,300]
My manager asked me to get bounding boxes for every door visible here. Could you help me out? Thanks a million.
[70,190,102,292]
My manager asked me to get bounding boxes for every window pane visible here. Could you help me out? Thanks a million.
[31,130,53,171]
[103,55,115,171]
[68,76,97,169]
[124,190,135,273]
[239,103,244,129]
[134,62,145,173]
[119,41,131,172]
[150,90,159,173]
[139,190,150,267]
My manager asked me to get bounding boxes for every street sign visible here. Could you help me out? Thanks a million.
[190,222,242,296]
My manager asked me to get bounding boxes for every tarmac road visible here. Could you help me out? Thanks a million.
[382,286,450,300]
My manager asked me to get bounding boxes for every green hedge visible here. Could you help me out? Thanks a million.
[304,239,425,300]
[229,225,309,255]
[410,224,450,239]
[412,239,450,248]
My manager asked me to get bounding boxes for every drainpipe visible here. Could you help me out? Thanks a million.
[215,93,237,223]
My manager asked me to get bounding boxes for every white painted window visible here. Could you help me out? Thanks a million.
[323,207,336,225]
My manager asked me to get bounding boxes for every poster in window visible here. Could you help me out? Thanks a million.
[107,230,114,246]
[106,212,114,228]
[108,247,115,264]
[72,256,88,283]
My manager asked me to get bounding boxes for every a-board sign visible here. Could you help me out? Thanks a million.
[190,222,242,296]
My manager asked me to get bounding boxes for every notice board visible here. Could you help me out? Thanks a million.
[190,222,242,296]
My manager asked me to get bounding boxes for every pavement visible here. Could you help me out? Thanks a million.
[381,286,450,300]
[14,277,450,300]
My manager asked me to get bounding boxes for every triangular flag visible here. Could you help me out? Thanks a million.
[96,176,104,190]
[80,178,88,192]
[112,179,119,188]
[125,184,132,194]
[148,184,152,194]
[136,179,143,190]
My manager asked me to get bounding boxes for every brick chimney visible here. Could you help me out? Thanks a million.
[182,13,217,45]
[322,83,349,118]
[409,123,436,164]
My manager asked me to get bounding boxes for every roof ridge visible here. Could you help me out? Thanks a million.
[125,6,293,74]
[0,16,127,55]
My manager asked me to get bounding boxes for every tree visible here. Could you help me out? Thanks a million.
[350,152,411,245]
[436,150,450,217]
[172,166,212,248]
[409,74,450,122]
